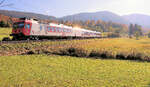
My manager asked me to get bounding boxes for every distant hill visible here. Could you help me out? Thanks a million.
[60,11,150,31]
[60,11,129,24]
[123,14,150,29]
[0,10,57,20]
[1,10,150,31]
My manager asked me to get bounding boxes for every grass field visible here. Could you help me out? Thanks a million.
[0,28,150,86]
[0,54,149,87]
[0,28,12,40]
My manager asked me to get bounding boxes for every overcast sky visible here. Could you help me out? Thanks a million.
[1,0,150,17]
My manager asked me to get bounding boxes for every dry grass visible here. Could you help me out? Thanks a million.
[1,38,150,61]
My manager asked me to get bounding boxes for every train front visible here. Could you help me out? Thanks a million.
[10,18,32,40]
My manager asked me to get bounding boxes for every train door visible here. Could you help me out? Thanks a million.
[24,23,32,36]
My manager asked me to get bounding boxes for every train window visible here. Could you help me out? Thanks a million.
[18,24,24,28]
[59,28,62,32]
[65,29,67,32]
[49,27,51,31]
[66,29,69,32]
[57,28,59,32]
[69,29,71,32]
[13,22,25,29]
[40,26,42,31]
[49,27,52,31]
[53,27,56,32]
[56,27,58,32]
[58,28,60,32]
[55,27,57,32]
[48,27,50,31]
[25,24,30,29]
[62,28,64,32]
[52,27,54,32]
[54,27,56,32]
[64,29,66,32]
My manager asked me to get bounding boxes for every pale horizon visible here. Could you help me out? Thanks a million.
[0,0,150,17]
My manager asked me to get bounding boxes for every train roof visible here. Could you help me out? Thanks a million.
[49,23,73,29]
[18,17,101,33]
[74,28,101,33]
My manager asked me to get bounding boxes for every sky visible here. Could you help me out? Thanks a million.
[0,0,150,17]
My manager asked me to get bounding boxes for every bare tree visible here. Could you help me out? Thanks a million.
[0,0,13,7]
[0,0,5,6]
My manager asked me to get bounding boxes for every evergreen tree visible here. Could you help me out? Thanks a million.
[5,21,10,27]
[148,32,150,38]
[134,31,140,40]
[0,20,5,27]
[129,24,134,37]
[134,24,142,36]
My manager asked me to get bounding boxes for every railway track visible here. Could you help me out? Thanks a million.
[0,40,34,44]
[0,39,66,45]
[0,37,105,45]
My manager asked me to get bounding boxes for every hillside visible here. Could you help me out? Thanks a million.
[1,10,150,30]
[0,10,57,20]
[60,11,129,24]
[60,11,150,31]
[123,14,150,30]
[1,10,150,31]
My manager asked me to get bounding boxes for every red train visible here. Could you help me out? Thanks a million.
[10,18,101,40]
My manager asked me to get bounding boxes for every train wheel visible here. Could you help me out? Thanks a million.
[12,37,18,41]
[34,36,39,40]
[26,38,30,41]
[26,36,32,41]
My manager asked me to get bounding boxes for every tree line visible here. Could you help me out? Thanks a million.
[129,24,143,39]
[59,20,128,37]
[0,20,10,27]
[59,20,145,38]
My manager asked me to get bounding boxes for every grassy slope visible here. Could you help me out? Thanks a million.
[0,28,12,40]
[0,55,150,87]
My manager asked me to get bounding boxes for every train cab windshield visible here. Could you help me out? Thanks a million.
[13,22,25,29]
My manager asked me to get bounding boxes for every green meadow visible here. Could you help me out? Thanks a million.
[0,28,12,40]
[0,28,150,86]
[0,55,150,87]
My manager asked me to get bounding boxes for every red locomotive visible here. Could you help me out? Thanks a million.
[10,18,101,40]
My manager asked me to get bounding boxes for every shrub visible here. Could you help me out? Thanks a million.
[57,47,89,57]
[126,53,142,61]
[116,54,126,59]
[89,50,102,58]
[107,33,120,38]
[68,47,89,57]
[89,50,115,59]
[26,50,36,55]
